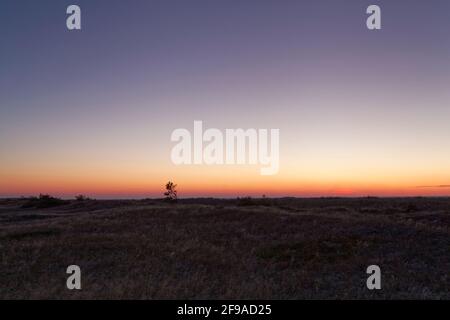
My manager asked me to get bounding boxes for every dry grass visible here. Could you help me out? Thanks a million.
[0,197,449,299]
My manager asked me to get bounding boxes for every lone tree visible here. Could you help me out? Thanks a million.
[164,181,178,201]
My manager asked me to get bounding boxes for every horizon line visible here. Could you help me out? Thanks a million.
[2,195,450,201]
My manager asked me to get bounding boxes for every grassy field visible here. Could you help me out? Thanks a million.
[0,197,449,299]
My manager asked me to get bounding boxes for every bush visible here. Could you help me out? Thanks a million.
[237,196,273,207]
[75,194,90,201]
[22,194,67,209]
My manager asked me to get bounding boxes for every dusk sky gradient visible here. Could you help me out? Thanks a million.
[1,0,450,198]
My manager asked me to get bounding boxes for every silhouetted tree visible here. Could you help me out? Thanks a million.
[164,181,178,201]
[75,194,90,201]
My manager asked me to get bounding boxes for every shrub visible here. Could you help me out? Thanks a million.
[237,196,273,207]
[22,194,67,209]
[75,194,90,201]
[164,181,178,202]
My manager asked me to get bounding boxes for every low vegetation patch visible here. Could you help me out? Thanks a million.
[21,194,67,209]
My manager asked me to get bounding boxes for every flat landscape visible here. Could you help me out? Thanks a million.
[0,197,449,299]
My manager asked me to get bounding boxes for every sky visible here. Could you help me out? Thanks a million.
[1,0,450,198]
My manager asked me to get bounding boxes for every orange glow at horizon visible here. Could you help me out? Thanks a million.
[2,163,450,198]
[2,133,450,198]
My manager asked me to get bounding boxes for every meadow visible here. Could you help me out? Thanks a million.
[0,197,449,299]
